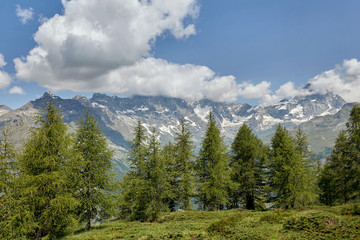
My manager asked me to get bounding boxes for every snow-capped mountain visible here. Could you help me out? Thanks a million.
[0,92,351,176]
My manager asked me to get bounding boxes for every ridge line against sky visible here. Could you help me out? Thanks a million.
[1,0,360,109]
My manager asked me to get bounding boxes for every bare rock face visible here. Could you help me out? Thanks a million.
[0,91,352,177]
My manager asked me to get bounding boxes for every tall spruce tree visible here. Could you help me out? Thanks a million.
[196,111,232,211]
[0,126,15,197]
[119,122,169,220]
[269,124,309,208]
[294,127,317,205]
[145,127,169,219]
[174,117,195,210]
[7,94,77,239]
[0,126,16,239]
[162,141,177,211]
[229,124,266,210]
[319,130,356,204]
[71,109,114,230]
[346,104,360,197]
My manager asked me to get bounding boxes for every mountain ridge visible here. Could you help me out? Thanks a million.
[0,92,354,176]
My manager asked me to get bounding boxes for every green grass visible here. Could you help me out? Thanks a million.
[63,204,360,240]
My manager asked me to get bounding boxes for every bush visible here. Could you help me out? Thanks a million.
[207,215,243,235]
[259,213,282,223]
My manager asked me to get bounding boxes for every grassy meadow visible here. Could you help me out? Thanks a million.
[63,204,360,240]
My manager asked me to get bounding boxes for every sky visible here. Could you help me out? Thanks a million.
[1,0,360,109]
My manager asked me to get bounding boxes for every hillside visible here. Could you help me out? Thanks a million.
[0,92,355,176]
[63,204,360,240]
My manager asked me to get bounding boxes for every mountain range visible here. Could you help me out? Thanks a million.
[0,91,356,177]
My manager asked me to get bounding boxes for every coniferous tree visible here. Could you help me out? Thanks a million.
[145,127,169,219]
[346,104,360,197]
[269,124,309,209]
[119,120,148,220]
[319,130,356,204]
[0,126,16,239]
[294,127,317,205]
[229,124,267,210]
[196,111,232,211]
[174,117,196,210]
[71,109,114,230]
[0,126,16,197]
[119,122,169,220]
[7,95,77,239]
[162,141,177,211]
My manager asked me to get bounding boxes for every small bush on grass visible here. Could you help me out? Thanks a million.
[207,215,243,236]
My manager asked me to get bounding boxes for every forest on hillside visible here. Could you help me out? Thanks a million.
[1,95,360,239]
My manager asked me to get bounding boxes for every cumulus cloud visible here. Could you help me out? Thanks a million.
[16,4,34,24]
[308,58,360,103]
[15,0,199,89]
[261,82,310,106]
[9,86,25,95]
[0,54,12,89]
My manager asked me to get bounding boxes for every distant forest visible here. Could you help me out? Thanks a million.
[1,95,360,239]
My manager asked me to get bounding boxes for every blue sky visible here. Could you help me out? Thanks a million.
[1,0,360,109]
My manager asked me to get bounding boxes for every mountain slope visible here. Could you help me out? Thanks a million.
[0,92,352,176]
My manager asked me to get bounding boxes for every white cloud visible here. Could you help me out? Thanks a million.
[0,53,11,89]
[308,58,360,103]
[260,82,310,106]
[16,4,34,24]
[9,86,25,95]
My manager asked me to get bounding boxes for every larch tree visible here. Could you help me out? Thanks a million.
[71,109,114,231]
[319,130,356,204]
[346,104,360,197]
[294,127,317,205]
[0,126,17,239]
[269,124,308,209]
[7,94,78,239]
[174,117,196,210]
[229,124,267,210]
[161,141,177,211]
[119,122,169,221]
[196,111,232,211]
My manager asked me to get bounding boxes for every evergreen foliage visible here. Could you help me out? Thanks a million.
[0,126,16,239]
[346,104,360,197]
[229,124,267,210]
[0,126,16,197]
[161,141,177,211]
[319,130,356,204]
[173,117,196,210]
[196,111,232,210]
[294,127,317,205]
[269,124,310,209]
[5,95,78,239]
[119,122,169,221]
[71,109,114,230]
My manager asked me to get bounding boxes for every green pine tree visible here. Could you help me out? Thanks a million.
[0,126,17,239]
[0,126,16,197]
[7,94,78,239]
[229,124,267,210]
[145,127,169,220]
[196,111,232,211]
[294,127,317,205]
[319,130,356,204]
[161,141,177,211]
[269,124,309,209]
[174,117,196,210]
[119,122,169,221]
[346,104,360,197]
[71,109,114,231]
[119,120,148,220]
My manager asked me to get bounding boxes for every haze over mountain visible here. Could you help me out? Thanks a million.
[0,90,355,177]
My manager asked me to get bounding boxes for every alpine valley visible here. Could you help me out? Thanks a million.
[0,91,356,177]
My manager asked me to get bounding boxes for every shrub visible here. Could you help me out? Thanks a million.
[207,215,243,235]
